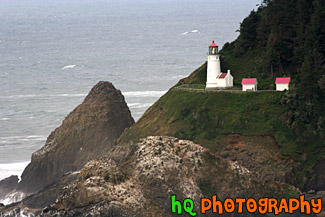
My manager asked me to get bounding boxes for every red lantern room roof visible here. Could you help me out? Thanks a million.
[209,40,218,47]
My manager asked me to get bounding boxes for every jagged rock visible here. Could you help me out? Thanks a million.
[20,171,79,210]
[52,136,208,216]
[25,136,300,216]
[0,176,19,201]
[17,81,134,195]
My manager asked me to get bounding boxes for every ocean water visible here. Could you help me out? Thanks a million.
[0,0,258,181]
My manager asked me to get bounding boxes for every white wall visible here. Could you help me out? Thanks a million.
[242,84,257,91]
[276,83,289,91]
[217,79,227,88]
[216,73,233,88]
[206,55,221,88]
[226,74,233,87]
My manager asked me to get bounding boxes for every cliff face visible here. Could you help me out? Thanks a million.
[18,81,134,194]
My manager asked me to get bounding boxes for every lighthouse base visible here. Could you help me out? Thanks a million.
[206,82,218,89]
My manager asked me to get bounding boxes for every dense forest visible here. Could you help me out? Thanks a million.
[221,0,324,188]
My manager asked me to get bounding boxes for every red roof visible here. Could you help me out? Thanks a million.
[218,73,227,79]
[241,78,257,85]
[209,40,218,47]
[275,77,290,84]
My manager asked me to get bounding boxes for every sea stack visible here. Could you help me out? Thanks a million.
[16,81,134,195]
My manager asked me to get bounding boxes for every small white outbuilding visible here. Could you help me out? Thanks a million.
[216,70,233,88]
[275,77,290,91]
[241,78,257,91]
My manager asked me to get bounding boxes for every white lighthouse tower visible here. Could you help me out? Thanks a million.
[206,41,221,89]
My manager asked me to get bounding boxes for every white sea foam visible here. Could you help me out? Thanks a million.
[0,94,35,99]
[0,93,86,99]
[0,135,47,144]
[54,93,87,97]
[181,30,199,35]
[0,117,10,121]
[18,137,47,141]
[0,135,45,139]
[128,103,153,109]
[0,161,30,181]
[127,103,140,107]
[61,64,76,70]
[0,191,26,205]
[1,94,36,99]
[172,75,186,79]
[123,90,167,98]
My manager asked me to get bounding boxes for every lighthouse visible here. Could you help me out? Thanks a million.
[206,41,221,89]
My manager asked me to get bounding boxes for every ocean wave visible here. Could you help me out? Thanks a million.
[123,91,167,98]
[128,103,153,109]
[61,64,76,70]
[0,191,26,206]
[0,161,30,181]
[52,93,87,97]
[180,30,200,35]
[0,93,87,99]
[0,94,36,99]
[172,75,186,79]
[0,91,163,99]
[127,103,140,107]
[0,118,10,121]
[0,135,47,144]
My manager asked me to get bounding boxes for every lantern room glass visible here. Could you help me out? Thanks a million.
[209,46,218,55]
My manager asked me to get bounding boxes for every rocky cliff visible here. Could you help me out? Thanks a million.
[3,136,312,217]
[14,81,134,195]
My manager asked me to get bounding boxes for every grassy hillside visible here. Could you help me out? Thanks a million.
[122,90,287,143]
[119,84,320,189]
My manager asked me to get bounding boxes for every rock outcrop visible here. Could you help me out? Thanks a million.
[1,136,318,216]
[0,176,19,202]
[16,81,134,194]
[18,136,302,217]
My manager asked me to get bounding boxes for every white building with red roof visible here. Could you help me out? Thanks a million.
[241,78,257,91]
[206,41,233,89]
[216,70,233,88]
[275,77,290,91]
